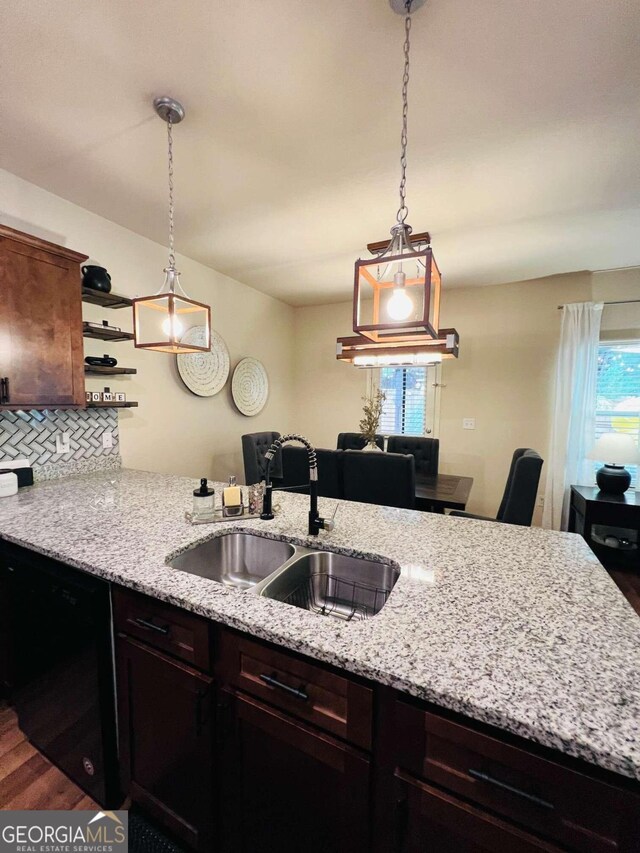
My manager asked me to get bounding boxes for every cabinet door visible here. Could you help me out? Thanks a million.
[219,689,371,853]
[116,635,215,852]
[394,771,562,853]
[0,550,12,697]
[0,229,85,407]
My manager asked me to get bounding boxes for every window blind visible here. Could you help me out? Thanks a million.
[595,342,640,486]
[379,366,427,436]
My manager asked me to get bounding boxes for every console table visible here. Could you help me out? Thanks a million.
[569,485,640,615]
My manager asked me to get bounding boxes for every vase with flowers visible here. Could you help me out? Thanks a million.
[359,389,386,452]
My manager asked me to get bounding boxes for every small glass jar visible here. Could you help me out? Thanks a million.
[248,482,264,515]
[193,478,215,519]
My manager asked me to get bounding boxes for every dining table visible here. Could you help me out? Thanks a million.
[415,473,474,513]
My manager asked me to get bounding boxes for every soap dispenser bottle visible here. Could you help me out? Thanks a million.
[222,475,244,518]
[193,478,215,519]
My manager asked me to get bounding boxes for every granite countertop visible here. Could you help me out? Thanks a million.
[0,468,638,782]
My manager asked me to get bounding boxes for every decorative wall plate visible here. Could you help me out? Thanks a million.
[231,357,269,416]
[177,327,230,397]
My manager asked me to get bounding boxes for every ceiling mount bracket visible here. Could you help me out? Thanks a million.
[389,0,427,14]
[153,96,185,124]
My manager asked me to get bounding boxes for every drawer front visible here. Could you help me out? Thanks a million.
[395,700,640,853]
[219,631,372,750]
[395,771,562,853]
[112,586,212,672]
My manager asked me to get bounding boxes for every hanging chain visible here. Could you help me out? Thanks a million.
[396,0,412,225]
[167,116,176,269]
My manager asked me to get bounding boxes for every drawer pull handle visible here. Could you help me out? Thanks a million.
[259,672,309,702]
[468,769,554,810]
[134,616,170,635]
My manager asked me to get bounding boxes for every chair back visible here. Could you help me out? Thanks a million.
[281,446,344,499]
[497,448,543,526]
[337,432,384,451]
[387,435,439,477]
[342,450,416,509]
[241,432,282,485]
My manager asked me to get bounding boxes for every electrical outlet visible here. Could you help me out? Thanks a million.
[55,432,71,454]
[538,495,545,507]
[102,430,113,450]
[463,418,475,430]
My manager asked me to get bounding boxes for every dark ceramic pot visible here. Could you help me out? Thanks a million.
[82,265,112,293]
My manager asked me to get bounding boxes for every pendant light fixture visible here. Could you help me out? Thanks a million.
[336,329,459,368]
[133,97,211,354]
[340,0,458,360]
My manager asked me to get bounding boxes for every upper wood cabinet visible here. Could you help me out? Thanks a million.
[0,224,87,408]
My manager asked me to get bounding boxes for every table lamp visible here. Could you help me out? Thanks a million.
[587,433,639,494]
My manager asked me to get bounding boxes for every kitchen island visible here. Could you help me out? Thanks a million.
[0,468,639,851]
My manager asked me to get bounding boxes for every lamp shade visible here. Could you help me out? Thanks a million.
[587,433,640,465]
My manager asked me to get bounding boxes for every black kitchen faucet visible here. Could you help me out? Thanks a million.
[260,434,334,536]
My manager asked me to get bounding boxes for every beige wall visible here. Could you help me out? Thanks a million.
[437,273,591,520]
[292,269,640,520]
[594,268,640,339]
[292,304,366,449]
[0,169,296,482]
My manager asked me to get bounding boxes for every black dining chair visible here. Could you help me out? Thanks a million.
[280,446,344,499]
[387,435,439,477]
[342,450,416,509]
[337,432,384,451]
[241,432,283,485]
[450,448,543,526]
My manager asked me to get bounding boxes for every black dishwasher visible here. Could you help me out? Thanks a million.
[0,541,120,807]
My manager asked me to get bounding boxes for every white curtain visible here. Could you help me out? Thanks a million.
[543,301,603,530]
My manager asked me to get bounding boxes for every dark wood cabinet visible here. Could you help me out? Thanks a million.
[111,589,640,853]
[219,688,371,853]
[392,771,562,853]
[392,699,640,853]
[219,629,373,750]
[115,635,216,851]
[0,224,87,408]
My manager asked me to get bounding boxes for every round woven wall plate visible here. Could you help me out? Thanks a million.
[177,327,230,397]
[231,357,269,416]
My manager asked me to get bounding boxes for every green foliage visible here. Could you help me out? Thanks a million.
[359,389,386,443]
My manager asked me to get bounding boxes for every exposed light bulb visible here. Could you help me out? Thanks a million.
[387,287,414,321]
[386,269,413,321]
[162,314,184,338]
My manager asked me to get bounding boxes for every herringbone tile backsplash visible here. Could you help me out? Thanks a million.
[0,408,120,479]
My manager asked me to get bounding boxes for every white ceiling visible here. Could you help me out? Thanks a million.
[2,0,640,306]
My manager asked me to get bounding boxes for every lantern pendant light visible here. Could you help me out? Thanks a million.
[133,97,211,354]
[352,0,442,345]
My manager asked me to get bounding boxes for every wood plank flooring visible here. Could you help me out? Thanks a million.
[0,702,99,810]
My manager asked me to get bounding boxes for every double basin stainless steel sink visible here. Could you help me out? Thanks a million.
[168,531,400,622]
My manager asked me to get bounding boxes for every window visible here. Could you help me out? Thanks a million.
[595,341,640,486]
[377,366,437,436]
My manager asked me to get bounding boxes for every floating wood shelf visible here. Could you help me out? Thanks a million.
[82,287,133,309]
[84,365,137,376]
[83,323,134,342]
[86,401,139,408]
